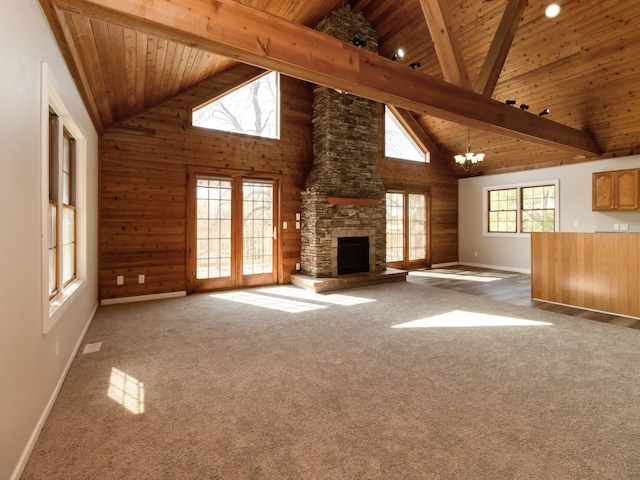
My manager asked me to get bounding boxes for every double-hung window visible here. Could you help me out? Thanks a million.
[43,64,86,333]
[485,181,559,235]
[49,113,77,297]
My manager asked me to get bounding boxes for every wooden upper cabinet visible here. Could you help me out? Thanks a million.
[592,168,640,211]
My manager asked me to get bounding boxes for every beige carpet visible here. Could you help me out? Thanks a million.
[22,277,640,479]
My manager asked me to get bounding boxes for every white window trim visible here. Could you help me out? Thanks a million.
[482,179,560,238]
[41,63,87,334]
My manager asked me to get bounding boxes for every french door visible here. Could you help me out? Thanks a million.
[386,191,430,269]
[189,172,278,291]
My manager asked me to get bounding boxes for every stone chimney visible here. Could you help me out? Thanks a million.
[300,6,386,278]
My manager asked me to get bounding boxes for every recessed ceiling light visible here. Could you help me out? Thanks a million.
[545,3,561,18]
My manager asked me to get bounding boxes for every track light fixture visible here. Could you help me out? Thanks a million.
[391,48,405,61]
[352,37,366,48]
[506,99,516,106]
[539,108,550,117]
[519,104,529,111]
[409,62,421,70]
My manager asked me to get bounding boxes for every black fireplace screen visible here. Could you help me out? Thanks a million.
[337,236,369,275]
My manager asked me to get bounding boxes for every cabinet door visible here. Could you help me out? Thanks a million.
[592,172,614,210]
[615,169,639,210]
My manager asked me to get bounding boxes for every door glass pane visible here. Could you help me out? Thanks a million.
[386,192,404,262]
[408,194,426,261]
[196,177,232,279]
[243,180,273,275]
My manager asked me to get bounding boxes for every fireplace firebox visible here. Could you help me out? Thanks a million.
[337,236,369,275]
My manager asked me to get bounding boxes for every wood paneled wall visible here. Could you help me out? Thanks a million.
[100,64,458,300]
[531,232,640,318]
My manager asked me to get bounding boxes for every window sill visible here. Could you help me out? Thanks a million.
[44,278,86,334]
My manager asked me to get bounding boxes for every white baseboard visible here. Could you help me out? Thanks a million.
[101,291,187,305]
[458,261,531,274]
[11,302,98,480]
[430,261,459,268]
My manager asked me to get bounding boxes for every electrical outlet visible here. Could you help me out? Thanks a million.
[620,223,629,231]
[138,274,145,284]
[296,221,300,229]
[117,275,124,285]
[613,224,620,231]
[283,221,287,230]
[295,263,301,271]
[573,220,579,227]
[474,251,478,257]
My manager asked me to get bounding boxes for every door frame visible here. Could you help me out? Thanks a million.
[186,166,281,293]
[385,188,431,270]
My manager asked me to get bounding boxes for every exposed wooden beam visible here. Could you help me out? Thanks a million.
[386,105,447,165]
[52,0,601,155]
[418,0,471,89]
[475,0,529,96]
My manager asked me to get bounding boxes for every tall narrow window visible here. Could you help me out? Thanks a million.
[43,64,86,334]
[192,71,280,139]
[386,192,404,262]
[48,112,59,298]
[61,129,76,286]
[408,193,426,261]
[49,115,77,296]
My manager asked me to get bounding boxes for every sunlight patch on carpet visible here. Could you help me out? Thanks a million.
[257,286,376,306]
[108,368,145,415]
[409,271,502,282]
[392,310,554,328]
[212,291,327,313]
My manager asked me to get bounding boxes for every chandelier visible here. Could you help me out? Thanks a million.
[454,127,485,173]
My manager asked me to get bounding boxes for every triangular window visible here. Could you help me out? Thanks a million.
[384,106,429,162]
[192,71,279,139]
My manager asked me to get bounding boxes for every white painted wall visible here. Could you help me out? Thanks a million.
[459,155,640,272]
[0,1,98,478]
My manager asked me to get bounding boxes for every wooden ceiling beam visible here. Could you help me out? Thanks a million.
[52,0,601,155]
[417,0,471,89]
[475,0,529,97]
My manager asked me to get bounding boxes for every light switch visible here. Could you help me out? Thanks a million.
[283,221,287,230]
[117,275,124,285]
[295,221,300,229]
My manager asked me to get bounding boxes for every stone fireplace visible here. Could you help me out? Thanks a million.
[300,6,386,278]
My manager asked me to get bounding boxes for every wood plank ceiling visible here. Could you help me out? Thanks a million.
[41,0,640,176]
